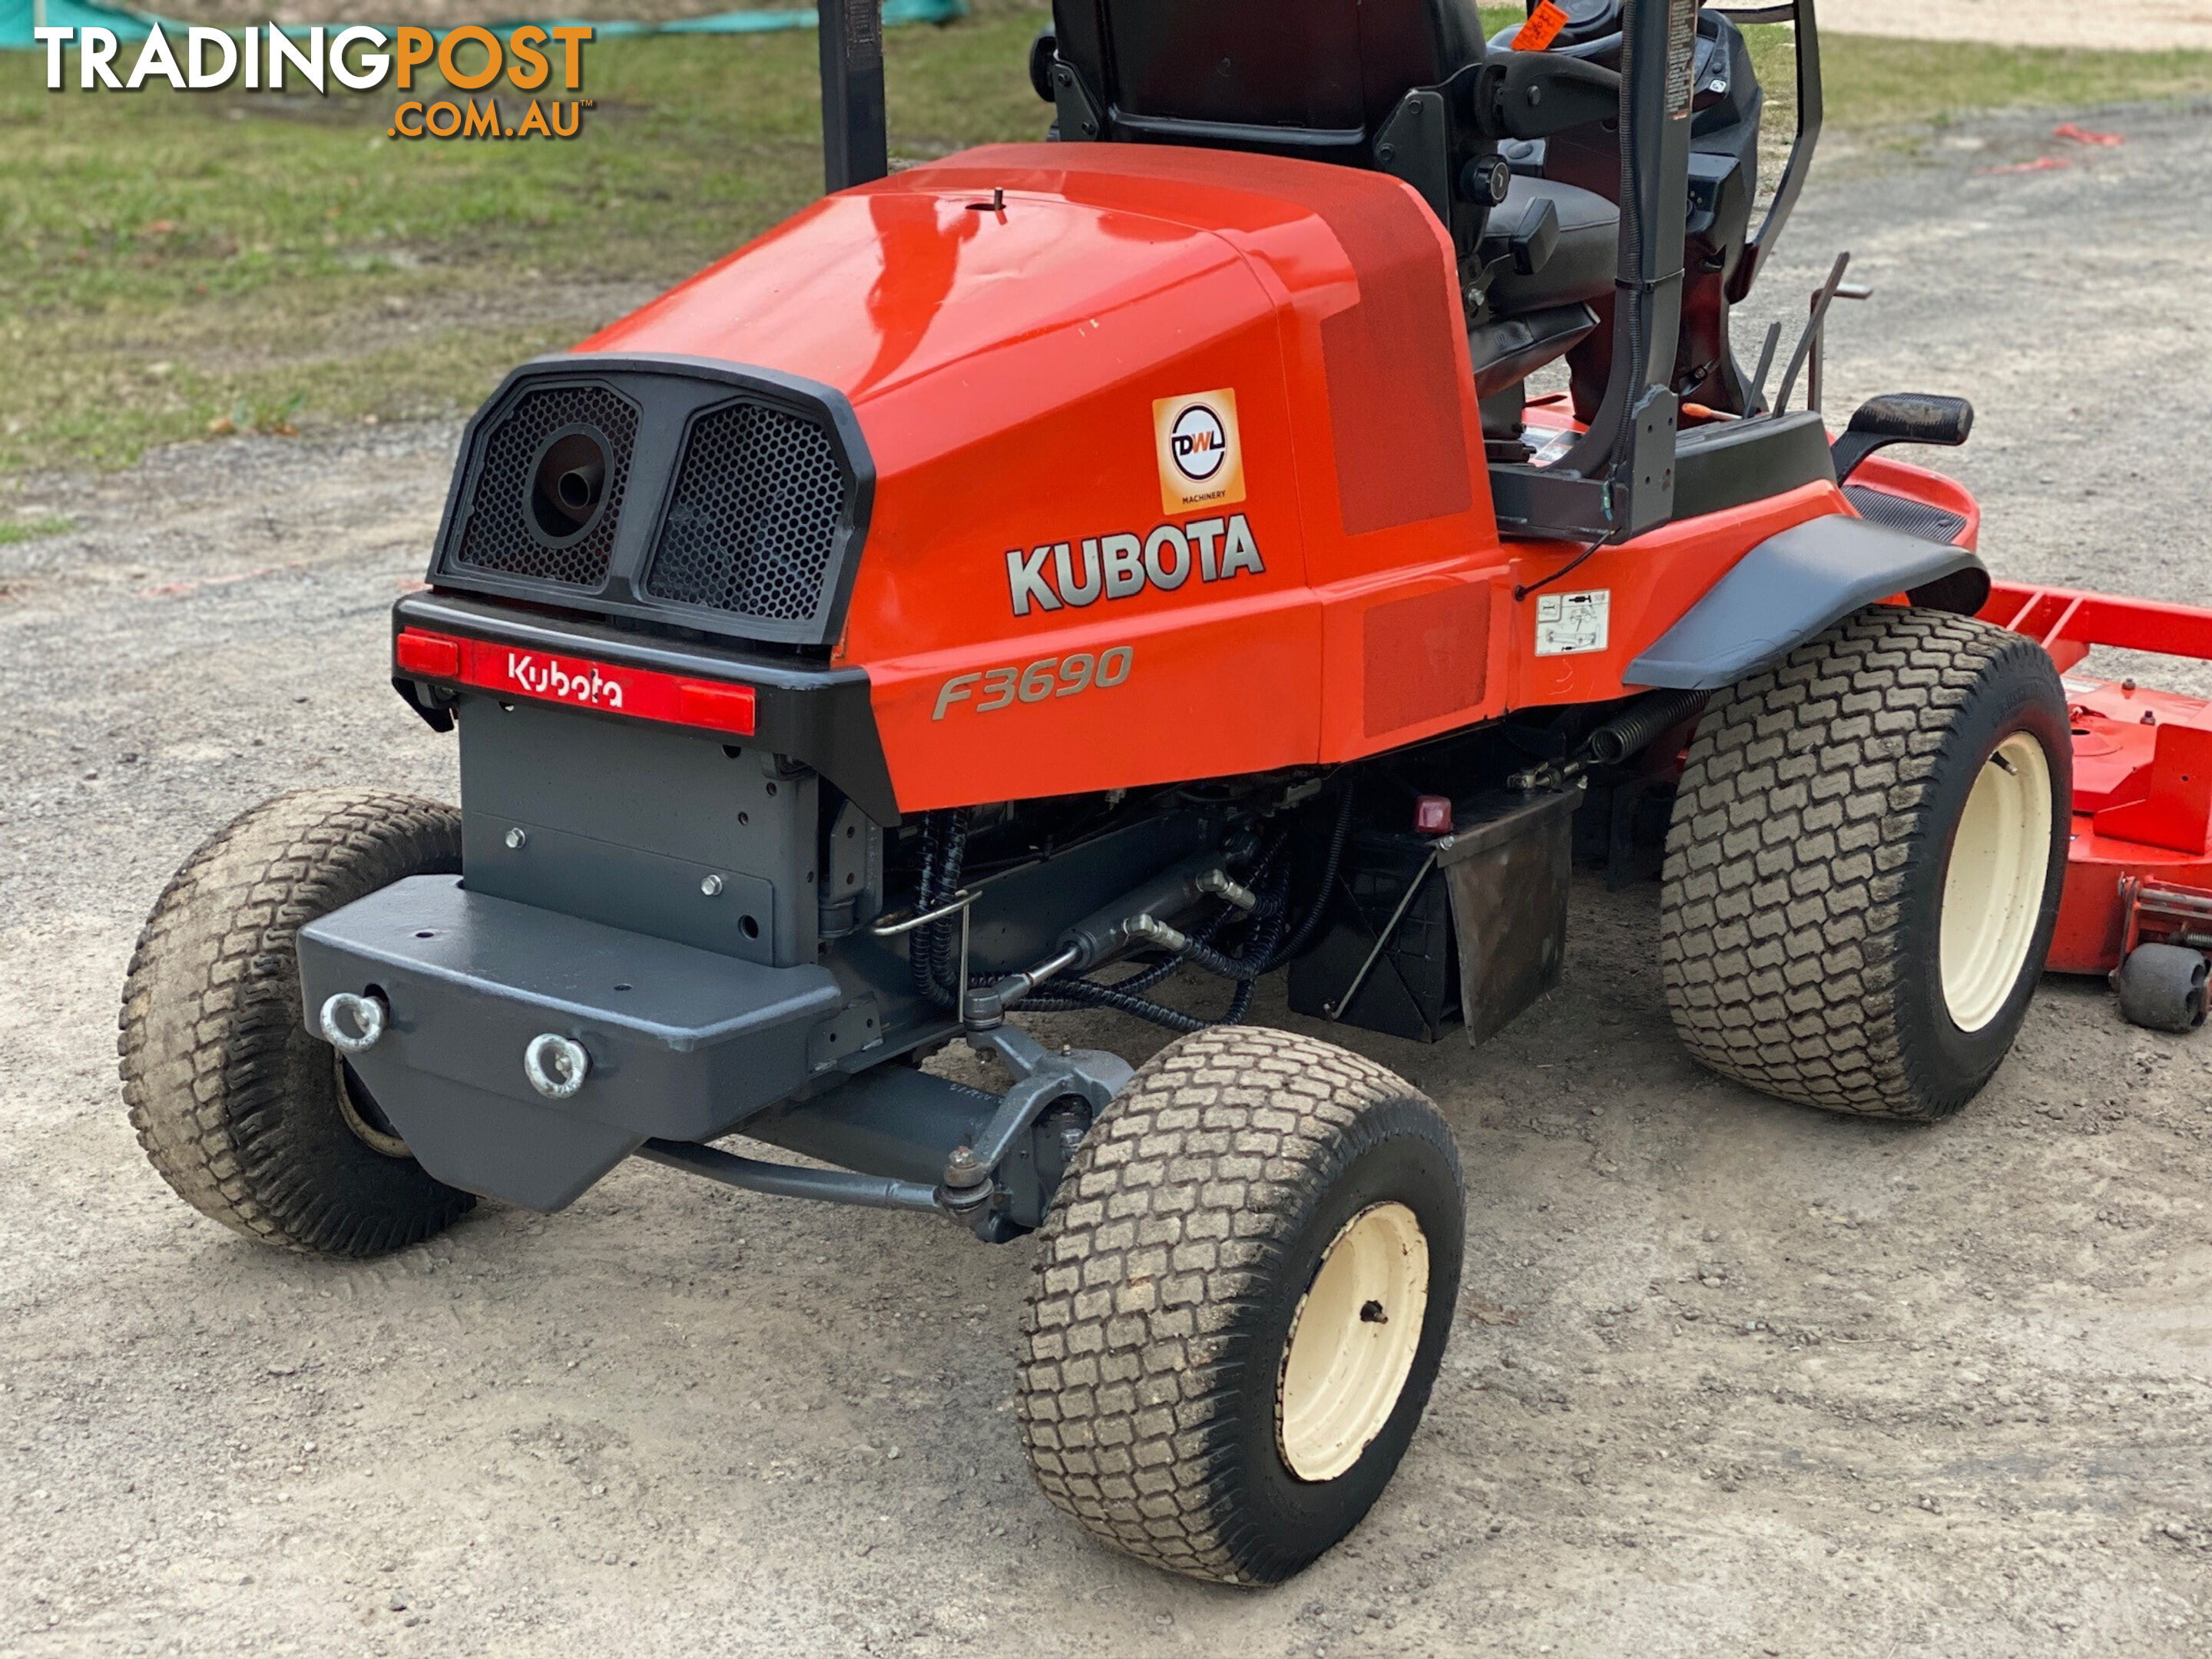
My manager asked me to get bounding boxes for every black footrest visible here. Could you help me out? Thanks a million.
[1832,392,1975,480]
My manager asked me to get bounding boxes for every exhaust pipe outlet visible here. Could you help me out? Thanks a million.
[528,427,611,538]
[555,459,604,516]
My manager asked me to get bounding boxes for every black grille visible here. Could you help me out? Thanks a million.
[1845,483,1969,547]
[455,384,639,588]
[642,400,848,623]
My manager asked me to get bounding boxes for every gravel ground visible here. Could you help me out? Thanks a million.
[6,102,2212,1659]
[1821,0,2212,51]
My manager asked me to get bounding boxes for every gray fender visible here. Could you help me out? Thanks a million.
[1625,515,1992,692]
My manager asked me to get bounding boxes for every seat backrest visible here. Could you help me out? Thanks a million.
[1049,0,1489,163]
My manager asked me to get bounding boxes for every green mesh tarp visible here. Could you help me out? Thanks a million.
[2,0,965,49]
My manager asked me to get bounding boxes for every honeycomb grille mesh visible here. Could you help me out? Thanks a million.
[454,384,638,587]
[643,400,848,624]
[1843,484,1969,547]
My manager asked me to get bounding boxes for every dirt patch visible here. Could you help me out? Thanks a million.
[5,105,2212,1659]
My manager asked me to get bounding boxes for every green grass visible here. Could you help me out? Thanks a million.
[3,1,2208,478]
[1811,31,2212,130]
[0,515,71,543]
[0,0,1058,475]
[1740,25,2212,165]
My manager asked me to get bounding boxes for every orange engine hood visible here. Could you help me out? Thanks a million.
[578,146,1325,482]
[576,144,1503,809]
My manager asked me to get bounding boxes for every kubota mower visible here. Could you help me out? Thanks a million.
[116,0,2212,1585]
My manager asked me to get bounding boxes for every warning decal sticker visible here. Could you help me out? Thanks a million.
[1534,589,1611,657]
[1665,0,1698,118]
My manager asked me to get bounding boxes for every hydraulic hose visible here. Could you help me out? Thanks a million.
[1010,876,1260,1028]
[1075,787,1346,1005]
[1171,785,1352,984]
[1220,891,1287,1025]
[906,786,1348,1034]
[1258,783,1354,973]
[909,816,942,1002]
[911,807,973,1008]
[1028,975,1209,1035]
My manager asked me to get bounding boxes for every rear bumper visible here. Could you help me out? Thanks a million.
[389,589,899,825]
[297,876,839,1210]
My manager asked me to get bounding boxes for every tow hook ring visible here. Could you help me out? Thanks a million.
[319,992,386,1055]
[524,1032,591,1099]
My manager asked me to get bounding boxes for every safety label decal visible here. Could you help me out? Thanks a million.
[1665,0,1700,118]
[1534,589,1611,657]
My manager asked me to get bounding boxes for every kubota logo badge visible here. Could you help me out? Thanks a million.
[1154,389,1245,515]
[498,651,626,710]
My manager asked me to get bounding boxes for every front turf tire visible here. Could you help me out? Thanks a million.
[1660,606,2070,1121]
[118,788,476,1256]
[1016,1028,1465,1585]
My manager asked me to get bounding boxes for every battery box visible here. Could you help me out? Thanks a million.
[1289,788,1576,1045]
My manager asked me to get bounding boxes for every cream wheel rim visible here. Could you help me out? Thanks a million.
[332,1052,412,1160]
[1939,730,2054,1033]
[1277,1202,1429,1482]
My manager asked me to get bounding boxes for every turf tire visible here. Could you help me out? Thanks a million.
[1016,1026,1465,1585]
[118,788,475,1255]
[1659,605,2070,1121]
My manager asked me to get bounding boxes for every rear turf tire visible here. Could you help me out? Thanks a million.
[1016,1027,1464,1585]
[118,788,476,1255]
[1660,606,2070,1121]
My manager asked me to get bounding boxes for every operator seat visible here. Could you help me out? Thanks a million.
[1045,0,1492,167]
[1041,0,1624,439]
[1485,0,1768,416]
[1043,0,1775,449]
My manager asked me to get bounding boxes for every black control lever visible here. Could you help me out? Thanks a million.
[1772,250,1851,415]
[1745,320,1783,416]
[1478,191,1561,276]
[1469,53,1622,142]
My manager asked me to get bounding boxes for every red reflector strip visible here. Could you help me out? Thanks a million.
[393,630,460,679]
[393,628,757,738]
[677,681,758,730]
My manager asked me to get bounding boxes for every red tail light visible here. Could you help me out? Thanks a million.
[395,628,757,738]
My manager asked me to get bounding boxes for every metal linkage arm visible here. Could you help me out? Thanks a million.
[937,1027,1134,1216]
[637,1138,939,1212]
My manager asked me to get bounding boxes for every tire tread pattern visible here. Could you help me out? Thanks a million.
[118,787,474,1256]
[1659,606,2049,1120]
[1015,1026,1455,1584]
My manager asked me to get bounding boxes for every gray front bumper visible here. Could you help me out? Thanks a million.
[297,876,839,1210]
